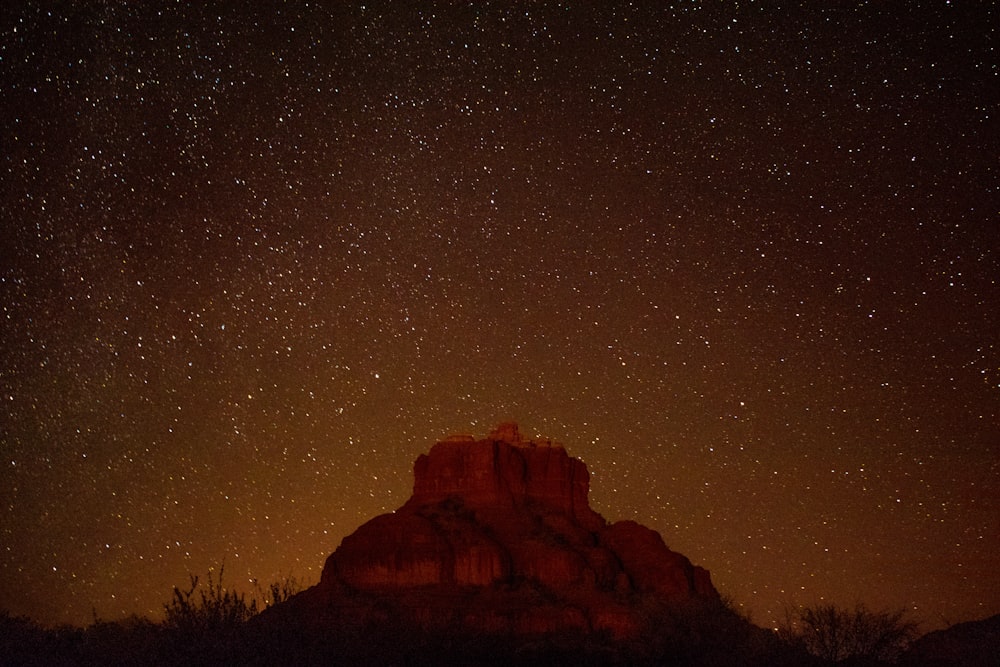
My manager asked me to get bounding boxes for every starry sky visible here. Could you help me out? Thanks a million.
[2,1,997,631]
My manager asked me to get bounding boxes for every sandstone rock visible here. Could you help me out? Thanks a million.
[323,508,510,588]
[408,422,601,531]
[276,423,718,641]
[600,520,717,599]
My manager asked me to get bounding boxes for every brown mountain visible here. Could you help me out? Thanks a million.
[268,422,719,642]
[902,614,1000,667]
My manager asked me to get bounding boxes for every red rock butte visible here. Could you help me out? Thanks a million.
[270,422,719,639]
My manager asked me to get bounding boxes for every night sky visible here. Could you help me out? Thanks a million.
[2,2,997,631]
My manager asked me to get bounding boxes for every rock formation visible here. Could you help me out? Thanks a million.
[269,422,719,641]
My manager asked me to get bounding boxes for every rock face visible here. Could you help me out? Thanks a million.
[409,422,597,525]
[276,422,718,640]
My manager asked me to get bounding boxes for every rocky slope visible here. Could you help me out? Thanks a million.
[268,422,718,640]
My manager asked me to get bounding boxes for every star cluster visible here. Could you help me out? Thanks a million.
[2,2,997,629]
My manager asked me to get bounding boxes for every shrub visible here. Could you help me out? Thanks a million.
[779,603,919,663]
[162,564,257,641]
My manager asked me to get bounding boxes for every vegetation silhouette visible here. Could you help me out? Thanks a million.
[159,564,300,665]
[779,603,920,664]
[0,566,300,667]
[0,574,987,666]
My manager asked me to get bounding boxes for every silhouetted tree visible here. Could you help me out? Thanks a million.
[780,603,919,663]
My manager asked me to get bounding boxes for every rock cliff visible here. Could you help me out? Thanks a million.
[272,422,718,641]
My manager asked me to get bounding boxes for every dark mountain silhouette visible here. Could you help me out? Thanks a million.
[250,423,809,664]
[15,422,994,664]
[265,422,717,639]
[901,614,1000,667]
